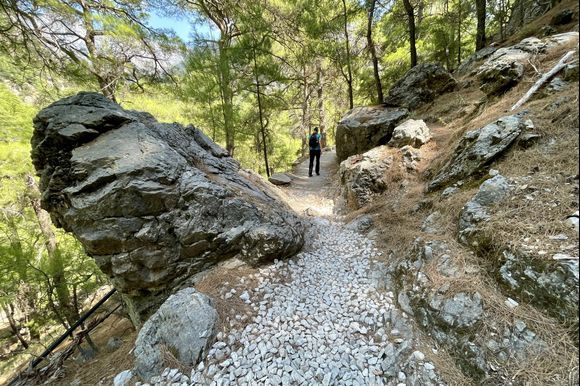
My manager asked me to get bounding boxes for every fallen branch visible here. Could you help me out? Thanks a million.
[511,50,576,111]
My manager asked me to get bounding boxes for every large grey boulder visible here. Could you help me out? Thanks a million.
[428,115,526,191]
[133,288,218,382]
[31,92,304,324]
[476,37,546,96]
[338,146,393,210]
[335,105,408,162]
[388,119,431,148]
[384,63,457,110]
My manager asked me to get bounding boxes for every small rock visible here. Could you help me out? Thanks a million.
[113,370,133,386]
[240,291,250,302]
[504,298,519,309]
[412,351,425,361]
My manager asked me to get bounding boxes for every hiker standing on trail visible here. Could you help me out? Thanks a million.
[308,127,321,177]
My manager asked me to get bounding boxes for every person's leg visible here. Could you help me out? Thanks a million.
[309,151,315,176]
[315,150,321,175]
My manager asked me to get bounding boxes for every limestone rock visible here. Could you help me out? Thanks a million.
[544,32,579,49]
[400,145,422,171]
[458,175,512,243]
[428,292,484,328]
[345,215,374,233]
[475,33,578,96]
[546,77,566,93]
[338,146,394,210]
[499,251,579,325]
[268,173,291,185]
[335,105,408,162]
[428,115,526,191]
[388,119,431,148]
[384,64,457,110]
[477,60,524,96]
[133,288,218,382]
[563,64,579,81]
[30,92,304,323]
[113,370,133,386]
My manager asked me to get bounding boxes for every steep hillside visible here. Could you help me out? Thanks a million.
[349,10,579,385]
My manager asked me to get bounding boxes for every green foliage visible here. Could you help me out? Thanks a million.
[0,83,35,142]
[0,83,105,354]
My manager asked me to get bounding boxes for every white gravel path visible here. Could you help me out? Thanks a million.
[143,151,442,386]
[187,220,397,386]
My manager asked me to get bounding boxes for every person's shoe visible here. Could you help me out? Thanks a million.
[309,174,313,177]
[316,173,320,176]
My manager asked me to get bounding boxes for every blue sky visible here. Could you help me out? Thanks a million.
[148,12,212,42]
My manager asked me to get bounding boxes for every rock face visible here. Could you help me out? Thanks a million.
[385,238,549,382]
[388,119,431,148]
[475,37,546,96]
[335,105,408,162]
[384,63,457,110]
[338,146,393,210]
[31,92,305,324]
[499,251,579,326]
[428,115,526,191]
[506,0,552,36]
[134,288,218,381]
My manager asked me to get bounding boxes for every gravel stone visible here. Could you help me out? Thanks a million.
[152,222,443,385]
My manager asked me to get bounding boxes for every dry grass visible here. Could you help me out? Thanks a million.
[474,279,579,385]
[195,261,261,333]
[414,331,477,386]
[368,22,579,385]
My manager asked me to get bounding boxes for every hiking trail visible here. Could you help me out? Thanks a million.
[163,150,442,386]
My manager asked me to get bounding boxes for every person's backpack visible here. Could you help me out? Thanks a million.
[309,133,319,149]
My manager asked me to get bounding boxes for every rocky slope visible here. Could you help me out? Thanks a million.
[334,27,579,385]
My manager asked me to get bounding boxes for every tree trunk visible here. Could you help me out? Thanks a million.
[402,0,418,68]
[475,0,487,50]
[416,0,425,30]
[2,304,29,349]
[26,175,78,328]
[366,0,383,103]
[252,48,270,177]
[457,1,462,66]
[301,66,311,157]
[341,0,354,109]
[218,38,235,156]
[316,61,327,148]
